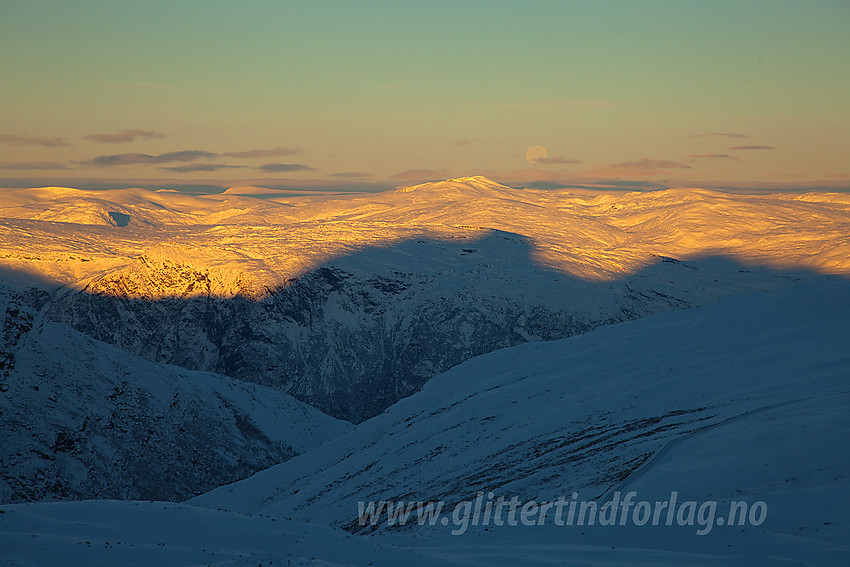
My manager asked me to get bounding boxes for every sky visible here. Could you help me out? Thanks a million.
[1,0,848,193]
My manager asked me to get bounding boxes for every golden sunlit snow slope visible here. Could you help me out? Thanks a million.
[302,177,850,278]
[1,177,848,295]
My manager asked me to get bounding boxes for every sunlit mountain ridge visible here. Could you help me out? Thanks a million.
[1,177,849,296]
[2,177,848,422]
[2,178,849,565]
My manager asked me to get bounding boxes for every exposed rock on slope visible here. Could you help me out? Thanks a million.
[0,287,351,503]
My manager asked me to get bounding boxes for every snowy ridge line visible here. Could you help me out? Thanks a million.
[3,177,849,422]
[2,177,850,294]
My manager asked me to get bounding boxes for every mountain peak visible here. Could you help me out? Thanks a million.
[445,175,501,185]
[395,175,512,195]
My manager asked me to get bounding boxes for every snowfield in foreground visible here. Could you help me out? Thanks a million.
[2,280,848,566]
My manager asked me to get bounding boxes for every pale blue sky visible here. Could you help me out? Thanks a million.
[1,0,848,190]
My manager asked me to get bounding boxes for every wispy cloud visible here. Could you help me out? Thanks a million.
[329,171,372,178]
[161,164,245,173]
[482,168,667,190]
[452,138,482,147]
[82,150,218,167]
[224,147,301,159]
[612,158,690,169]
[83,129,165,144]
[0,134,71,147]
[256,163,314,173]
[80,149,315,171]
[688,153,736,160]
[729,145,776,150]
[493,168,572,183]
[0,161,70,170]
[391,169,449,181]
[687,132,751,139]
[584,158,691,177]
[530,156,582,165]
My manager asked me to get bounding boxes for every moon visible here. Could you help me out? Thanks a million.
[526,145,547,164]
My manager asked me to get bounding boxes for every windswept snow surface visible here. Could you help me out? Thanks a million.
[2,499,835,567]
[2,281,848,565]
[3,178,849,421]
[0,286,351,503]
[0,501,469,567]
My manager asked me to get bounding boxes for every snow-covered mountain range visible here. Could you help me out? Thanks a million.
[1,177,849,564]
[2,177,848,422]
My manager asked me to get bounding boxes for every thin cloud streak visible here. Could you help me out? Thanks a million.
[224,147,301,159]
[0,134,71,147]
[491,168,577,184]
[531,156,582,165]
[452,138,482,147]
[330,171,372,178]
[256,163,314,173]
[0,161,70,170]
[83,150,218,167]
[83,129,165,144]
[161,164,246,173]
[612,159,690,169]
[729,145,776,150]
[583,158,691,177]
[688,153,736,160]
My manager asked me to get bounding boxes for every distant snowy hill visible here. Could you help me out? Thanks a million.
[0,286,351,503]
[4,178,849,421]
